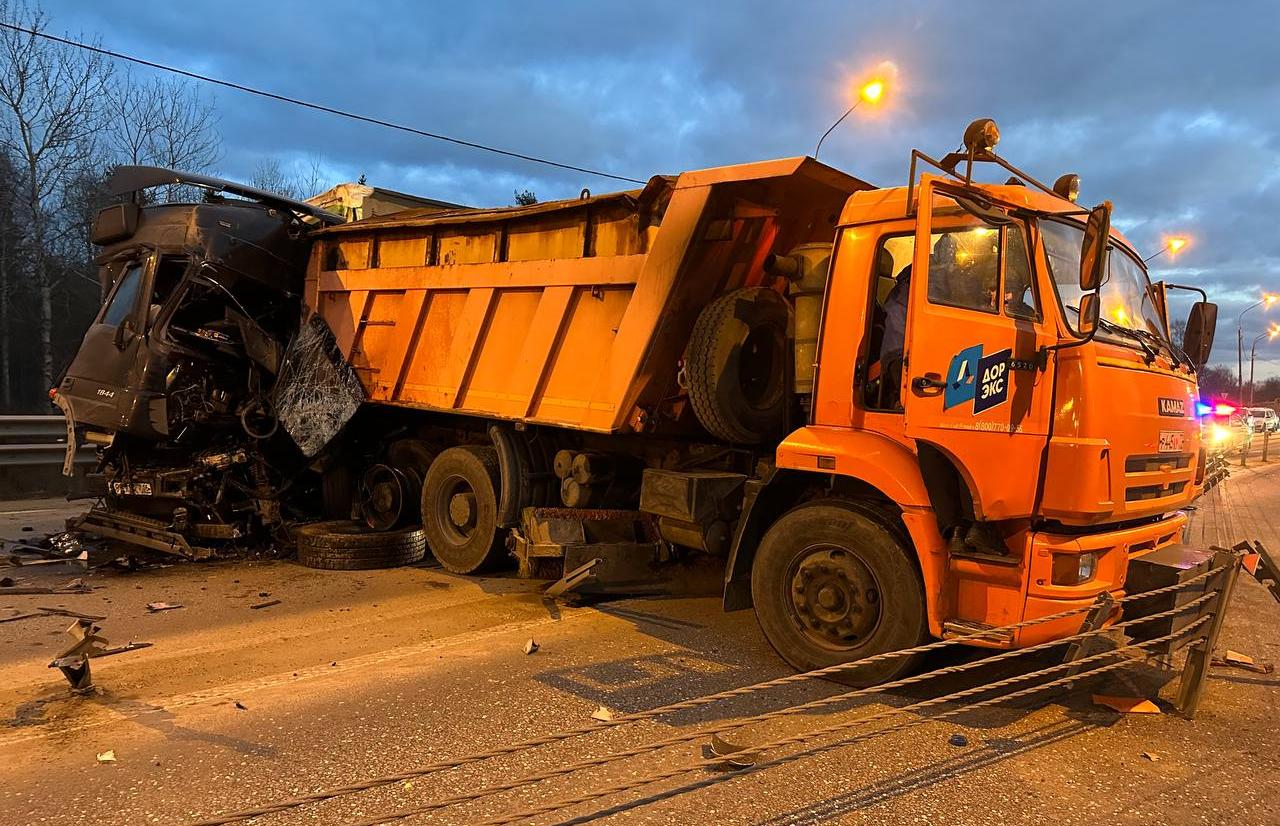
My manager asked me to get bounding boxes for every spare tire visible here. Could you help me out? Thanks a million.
[295,520,426,570]
[684,287,791,443]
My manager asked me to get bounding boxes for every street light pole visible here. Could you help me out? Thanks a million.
[1238,296,1277,403]
[1249,326,1280,405]
[814,78,886,159]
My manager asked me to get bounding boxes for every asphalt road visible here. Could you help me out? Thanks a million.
[1,464,1278,826]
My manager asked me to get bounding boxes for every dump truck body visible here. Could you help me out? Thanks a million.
[308,158,869,434]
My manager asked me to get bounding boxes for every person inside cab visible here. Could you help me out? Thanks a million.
[874,230,1006,558]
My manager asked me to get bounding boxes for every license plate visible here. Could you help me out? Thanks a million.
[111,480,153,496]
[1158,430,1183,453]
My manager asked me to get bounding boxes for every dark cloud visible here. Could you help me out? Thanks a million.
[39,0,1280,370]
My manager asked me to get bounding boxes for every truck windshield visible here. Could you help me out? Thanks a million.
[1040,219,1170,349]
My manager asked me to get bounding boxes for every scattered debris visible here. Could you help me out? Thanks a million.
[48,619,153,694]
[1092,695,1162,714]
[258,591,270,597]
[36,607,106,621]
[0,611,42,624]
[1,607,106,624]
[705,733,760,769]
[1211,650,1275,674]
[523,639,539,655]
[96,750,116,763]
[1141,751,1161,762]
[146,602,183,613]
[948,734,969,747]
[590,705,615,722]
[250,599,282,610]
[234,701,247,710]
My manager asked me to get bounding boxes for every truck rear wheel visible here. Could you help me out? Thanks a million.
[751,500,927,685]
[421,445,505,574]
[684,287,790,444]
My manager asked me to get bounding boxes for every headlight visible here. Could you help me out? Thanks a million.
[1052,551,1098,586]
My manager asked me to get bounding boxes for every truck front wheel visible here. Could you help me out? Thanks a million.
[751,500,927,685]
[421,445,504,574]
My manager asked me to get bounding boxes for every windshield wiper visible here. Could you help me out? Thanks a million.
[1127,326,1184,369]
[1067,306,1159,362]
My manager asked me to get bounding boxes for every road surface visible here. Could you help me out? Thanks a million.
[1,464,1278,825]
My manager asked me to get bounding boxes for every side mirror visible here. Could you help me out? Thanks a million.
[1079,201,1112,292]
[1078,292,1101,337]
[1183,301,1218,367]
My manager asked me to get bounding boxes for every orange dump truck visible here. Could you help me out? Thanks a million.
[305,119,1219,681]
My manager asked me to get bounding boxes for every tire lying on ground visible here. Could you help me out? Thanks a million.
[294,520,427,570]
[684,286,791,444]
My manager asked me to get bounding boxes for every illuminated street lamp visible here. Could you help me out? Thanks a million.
[814,77,887,159]
[1248,323,1280,405]
[1143,235,1189,263]
[1238,294,1279,402]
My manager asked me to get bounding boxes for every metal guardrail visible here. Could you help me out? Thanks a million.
[0,414,93,469]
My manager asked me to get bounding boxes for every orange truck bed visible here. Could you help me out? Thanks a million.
[304,158,870,434]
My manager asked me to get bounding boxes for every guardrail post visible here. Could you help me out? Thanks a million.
[1174,548,1242,719]
[1264,430,1271,463]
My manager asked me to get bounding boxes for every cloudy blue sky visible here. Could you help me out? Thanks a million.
[37,0,1280,371]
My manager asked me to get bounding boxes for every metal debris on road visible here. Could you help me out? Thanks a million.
[1141,751,1161,761]
[590,705,615,722]
[523,639,539,655]
[96,750,116,763]
[705,733,759,770]
[48,619,153,694]
[146,602,183,613]
[0,606,106,624]
[250,599,282,610]
[1092,695,1162,714]
[1211,649,1275,674]
[234,701,247,710]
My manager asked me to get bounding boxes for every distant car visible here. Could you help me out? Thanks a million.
[1202,403,1253,456]
[1246,407,1280,433]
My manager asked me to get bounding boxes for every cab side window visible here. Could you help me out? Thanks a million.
[926,228,999,313]
[101,262,144,327]
[1002,224,1039,320]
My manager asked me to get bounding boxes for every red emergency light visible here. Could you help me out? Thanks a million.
[1213,403,1237,416]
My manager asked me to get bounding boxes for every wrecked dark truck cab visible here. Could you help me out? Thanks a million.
[54,167,347,555]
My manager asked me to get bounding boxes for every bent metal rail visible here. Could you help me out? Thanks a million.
[188,545,1257,826]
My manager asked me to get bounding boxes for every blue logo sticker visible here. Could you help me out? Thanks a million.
[943,344,983,410]
[943,344,1013,414]
[974,348,1012,414]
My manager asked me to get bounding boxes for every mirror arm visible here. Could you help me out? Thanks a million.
[1163,282,1208,303]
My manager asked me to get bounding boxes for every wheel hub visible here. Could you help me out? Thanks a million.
[448,492,476,529]
[789,547,881,649]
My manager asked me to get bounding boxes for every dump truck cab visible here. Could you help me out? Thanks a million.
[729,120,1219,671]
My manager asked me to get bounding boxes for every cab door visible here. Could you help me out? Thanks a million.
[901,177,1055,520]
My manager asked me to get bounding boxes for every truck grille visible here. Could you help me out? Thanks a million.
[1124,453,1193,473]
[1125,480,1188,502]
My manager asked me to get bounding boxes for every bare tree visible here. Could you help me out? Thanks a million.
[105,71,221,202]
[249,156,299,199]
[514,188,537,206]
[0,2,112,397]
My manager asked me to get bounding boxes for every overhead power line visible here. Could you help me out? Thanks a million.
[0,21,646,185]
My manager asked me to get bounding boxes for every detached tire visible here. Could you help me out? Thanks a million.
[421,445,504,574]
[295,521,426,570]
[685,287,791,444]
[751,500,927,686]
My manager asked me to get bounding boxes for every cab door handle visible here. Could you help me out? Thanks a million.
[911,373,946,396]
